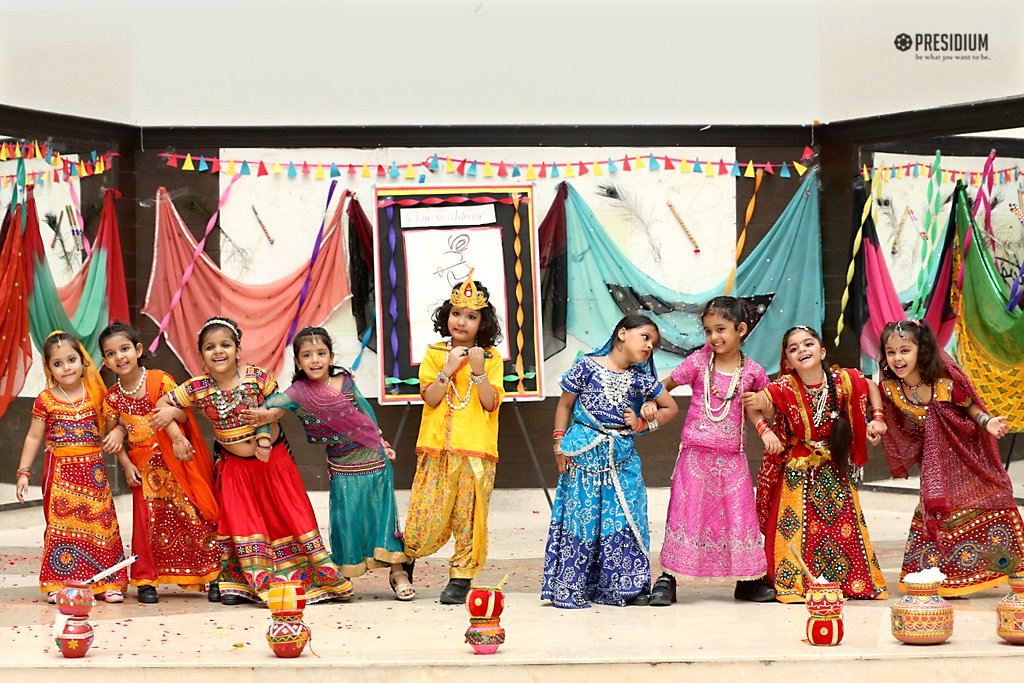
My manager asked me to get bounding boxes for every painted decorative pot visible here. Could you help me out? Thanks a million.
[465,617,505,655]
[466,586,505,619]
[55,581,96,617]
[56,616,94,658]
[804,582,844,646]
[266,580,306,614]
[265,610,310,658]
[996,575,1024,644]
[891,581,953,645]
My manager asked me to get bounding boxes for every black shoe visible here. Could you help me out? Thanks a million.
[137,586,159,604]
[439,578,471,604]
[649,573,677,606]
[734,579,777,602]
[625,593,650,606]
[207,581,221,603]
[402,559,416,585]
[220,594,245,606]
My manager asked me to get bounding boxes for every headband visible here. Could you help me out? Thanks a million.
[199,318,240,343]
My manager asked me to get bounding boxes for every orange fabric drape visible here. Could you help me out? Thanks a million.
[142,187,350,376]
[145,370,219,523]
[0,209,32,418]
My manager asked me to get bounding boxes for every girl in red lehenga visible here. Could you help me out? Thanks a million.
[153,317,353,606]
[742,325,889,603]
[879,319,1024,596]
[98,322,221,604]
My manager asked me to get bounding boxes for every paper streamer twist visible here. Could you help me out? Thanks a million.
[149,175,241,353]
[285,181,339,343]
[387,203,401,383]
[725,168,762,294]
[834,167,882,346]
[512,193,525,392]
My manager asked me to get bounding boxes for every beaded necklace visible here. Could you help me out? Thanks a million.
[210,368,249,419]
[901,378,928,405]
[445,375,474,411]
[805,371,833,428]
[702,352,744,422]
[117,367,147,397]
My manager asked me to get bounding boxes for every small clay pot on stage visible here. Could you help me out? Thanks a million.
[266,610,311,658]
[55,581,96,618]
[804,582,844,646]
[997,575,1024,644]
[265,580,306,614]
[465,617,506,655]
[891,581,953,645]
[56,616,94,658]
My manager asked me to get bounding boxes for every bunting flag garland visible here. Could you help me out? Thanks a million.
[157,150,816,181]
[952,180,1024,430]
[540,169,822,374]
[0,202,32,420]
[142,186,350,377]
[22,187,130,360]
[0,140,118,185]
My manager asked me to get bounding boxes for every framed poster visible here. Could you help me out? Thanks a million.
[374,184,544,403]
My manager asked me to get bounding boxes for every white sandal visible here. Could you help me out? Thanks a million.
[103,590,124,603]
[389,571,416,601]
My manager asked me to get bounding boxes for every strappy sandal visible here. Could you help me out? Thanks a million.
[103,590,124,603]
[389,569,416,601]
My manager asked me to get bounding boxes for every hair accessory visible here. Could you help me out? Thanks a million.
[199,318,241,342]
[896,321,906,339]
[450,268,488,310]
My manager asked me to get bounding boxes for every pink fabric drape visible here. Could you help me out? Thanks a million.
[142,187,350,376]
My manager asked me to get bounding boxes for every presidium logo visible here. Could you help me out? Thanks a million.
[894,32,991,61]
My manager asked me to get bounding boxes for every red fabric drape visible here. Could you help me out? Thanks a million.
[142,187,350,376]
[0,208,32,419]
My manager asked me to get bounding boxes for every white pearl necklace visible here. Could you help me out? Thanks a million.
[56,381,89,421]
[117,367,147,397]
[445,373,474,411]
[702,352,743,422]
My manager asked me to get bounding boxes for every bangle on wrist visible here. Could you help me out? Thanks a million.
[647,418,659,432]
[435,372,449,387]
[975,411,990,426]
[469,373,486,385]
[16,466,31,479]
[552,429,566,440]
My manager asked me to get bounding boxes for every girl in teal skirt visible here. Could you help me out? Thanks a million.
[249,326,414,600]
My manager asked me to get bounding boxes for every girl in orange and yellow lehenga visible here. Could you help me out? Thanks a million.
[16,330,129,603]
[98,323,221,604]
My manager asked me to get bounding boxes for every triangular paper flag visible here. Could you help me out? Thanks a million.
[743,161,755,178]
[862,164,870,181]
[428,154,439,172]
[286,162,297,178]
[577,162,588,175]
[497,162,508,177]
[165,154,178,168]
[896,165,905,179]
[52,169,60,182]
[315,163,325,180]
[0,144,9,161]
[50,151,61,167]
[95,157,105,174]
[197,156,209,172]
[608,158,619,173]
[636,155,646,170]
[703,160,714,177]
[271,162,283,175]
[81,161,90,176]
[90,150,98,163]
[14,143,22,158]
[511,164,521,178]
[564,162,576,178]
[801,146,814,160]
[467,160,478,177]
[525,163,537,180]
[404,163,416,179]
[257,161,269,176]
[680,158,692,173]
[331,164,342,177]
[445,156,455,174]
[550,163,559,178]
[388,162,399,178]
[69,162,79,177]
[731,161,741,177]
[779,162,791,178]
[663,157,675,171]
[301,161,311,175]
[648,154,660,171]
[793,162,808,176]
[33,141,42,159]
[375,164,385,177]
[693,158,703,173]
[227,160,238,175]
[912,164,920,178]
[182,154,196,171]
[482,161,494,177]
[764,162,774,175]
[593,161,603,176]
[456,159,467,175]
[622,156,632,172]
[717,160,728,175]
[360,163,370,178]
[210,158,221,174]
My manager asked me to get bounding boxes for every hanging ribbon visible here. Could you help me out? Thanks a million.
[386,202,401,383]
[148,175,240,353]
[725,168,763,294]
[285,181,342,343]
[958,150,996,290]
[835,166,882,345]
[512,192,525,392]
[909,152,942,319]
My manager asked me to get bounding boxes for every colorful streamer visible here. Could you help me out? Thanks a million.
[725,168,763,294]
[286,182,341,343]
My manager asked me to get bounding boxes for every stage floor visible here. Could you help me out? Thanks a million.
[2,488,1023,681]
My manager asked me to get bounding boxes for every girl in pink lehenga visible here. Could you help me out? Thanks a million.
[647,297,776,606]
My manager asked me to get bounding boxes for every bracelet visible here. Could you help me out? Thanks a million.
[646,418,660,432]
[16,467,31,479]
[552,429,566,440]
[975,411,991,426]
[435,372,449,387]
[636,417,648,433]
[469,373,487,385]
[755,419,773,437]
[981,415,992,429]
[381,440,392,450]
[870,407,884,420]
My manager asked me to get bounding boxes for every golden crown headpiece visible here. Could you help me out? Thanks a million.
[450,269,489,310]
